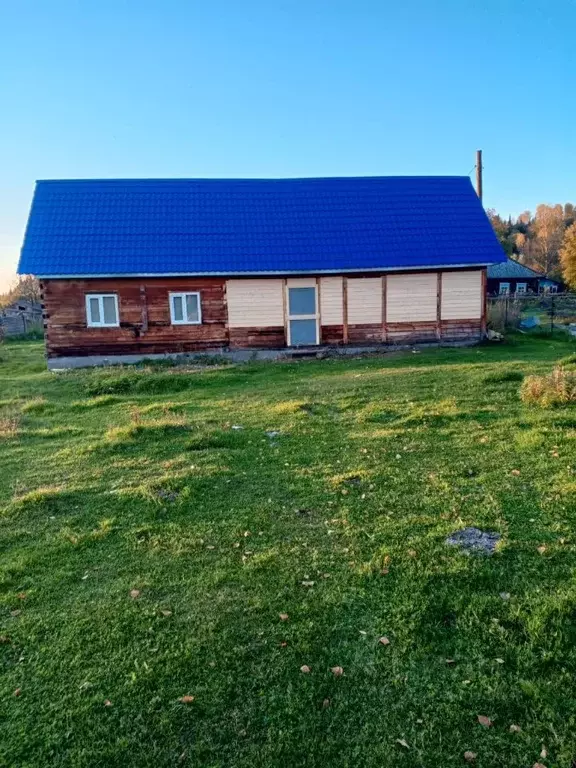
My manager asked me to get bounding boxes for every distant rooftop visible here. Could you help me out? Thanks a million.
[487,258,543,280]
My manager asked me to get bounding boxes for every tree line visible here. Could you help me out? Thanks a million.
[0,275,42,309]
[487,203,576,286]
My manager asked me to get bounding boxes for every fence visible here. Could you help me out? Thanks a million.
[487,293,576,335]
[0,311,43,339]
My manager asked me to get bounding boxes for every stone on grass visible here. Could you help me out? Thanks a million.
[445,527,501,555]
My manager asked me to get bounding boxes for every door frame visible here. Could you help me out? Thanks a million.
[285,280,319,346]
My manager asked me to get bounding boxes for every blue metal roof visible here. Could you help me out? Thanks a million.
[18,176,506,277]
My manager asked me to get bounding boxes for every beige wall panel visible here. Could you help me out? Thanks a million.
[441,271,483,320]
[348,278,382,324]
[286,277,317,288]
[320,277,343,324]
[387,273,437,322]
[226,279,284,327]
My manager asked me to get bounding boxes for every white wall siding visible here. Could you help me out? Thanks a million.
[286,277,316,288]
[226,279,284,327]
[441,271,483,320]
[347,278,382,324]
[320,277,343,324]
[387,273,437,322]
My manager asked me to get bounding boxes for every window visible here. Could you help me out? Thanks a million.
[499,282,510,296]
[86,294,119,327]
[169,292,202,325]
[515,282,527,295]
[287,285,318,345]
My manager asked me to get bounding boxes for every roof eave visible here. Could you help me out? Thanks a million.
[33,261,500,279]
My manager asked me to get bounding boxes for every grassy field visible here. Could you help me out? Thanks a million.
[1,337,576,768]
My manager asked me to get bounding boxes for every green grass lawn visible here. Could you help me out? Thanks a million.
[1,337,576,768]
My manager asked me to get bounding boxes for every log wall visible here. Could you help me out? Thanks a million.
[41,268,486,358]
[42,278,227,358]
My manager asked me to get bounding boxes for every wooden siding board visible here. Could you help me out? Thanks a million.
[440,270,483,320]
[319,277,344,325]
[229,327,285,348]
[347,278,382,324]
[387,273,437,322]
[226,279,284,327]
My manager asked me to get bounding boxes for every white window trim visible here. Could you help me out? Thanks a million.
[286,284,319,346]
[515,282,527,295]
[85,294,119,327]
[169,292,202,325]
[499,282,510,296]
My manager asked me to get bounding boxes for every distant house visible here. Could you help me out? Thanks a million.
[487,258,562,296]
[18,176,506,368]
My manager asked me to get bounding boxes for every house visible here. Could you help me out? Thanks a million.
[18,176,506,368]
[487,258,561,296]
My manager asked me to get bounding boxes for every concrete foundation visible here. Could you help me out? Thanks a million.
[47,339,482,370]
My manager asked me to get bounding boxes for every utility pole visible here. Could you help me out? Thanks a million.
[476,149,483,203]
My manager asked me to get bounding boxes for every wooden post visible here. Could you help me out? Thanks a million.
[476,149,483,204]
[481,268,487,336]
[140,285,149,333]
[316,276,322,345]
[436,272,442,341]
[282,278,288,346]
[342,277,349,345]
[382,275,387,343]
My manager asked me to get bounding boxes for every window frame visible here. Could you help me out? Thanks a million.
[515,282,527,295]
[169,291,202,325]
[499,282,510,296]
[85,293,120,328]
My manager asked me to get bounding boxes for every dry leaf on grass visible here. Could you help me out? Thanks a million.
[533,764,547,768]
[279,613,289,621]
[537,545,547,555]
[509,724,521,733]
[540,747,548,758]
[10,610,21,617]
[0,636,10,644]
[179,695,195,704]
[378,636,390,646]
[13,688,21,697]
[477,715,493,727]
[301,581,315,587]
[322,698,331,708]
[130,589,141,599]
[331,666,344,677]
[104,699,112,707]
[300,665,311,674]
[396,738,409,749]
[464,751,477,762]
[511,469,521,476]
[160,609,172,617]
[17,593,26,600]
[445,658,456,665]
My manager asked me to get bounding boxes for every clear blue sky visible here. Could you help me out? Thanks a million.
[1,0,575,289]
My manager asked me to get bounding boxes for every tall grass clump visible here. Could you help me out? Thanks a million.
[521,366,576,407]
[487,297,522,331]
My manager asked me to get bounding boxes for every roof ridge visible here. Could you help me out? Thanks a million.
[35,175,471,184]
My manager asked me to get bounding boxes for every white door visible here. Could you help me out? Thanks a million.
[287,285,319,346]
